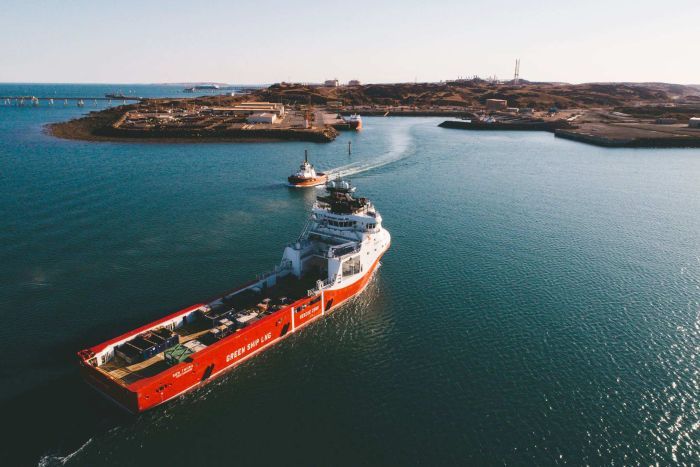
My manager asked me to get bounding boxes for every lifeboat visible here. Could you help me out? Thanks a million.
[288,150,327,188]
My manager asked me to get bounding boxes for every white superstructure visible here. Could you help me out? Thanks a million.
[281,179,391,296]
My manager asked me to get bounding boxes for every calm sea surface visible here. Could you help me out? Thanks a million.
[1,84,699,466]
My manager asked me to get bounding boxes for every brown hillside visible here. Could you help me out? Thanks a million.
[255,81,699,110]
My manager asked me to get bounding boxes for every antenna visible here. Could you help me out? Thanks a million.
[514,59,520,85]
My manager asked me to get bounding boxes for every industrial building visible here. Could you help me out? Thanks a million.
[324,79,339,87]
[205,102,285,117]
[690,117,700,128]
[485,99,508,111]
[656,117,677,124]
[247,112,278,124]
[235,101,285,116]
[348,80,361,86]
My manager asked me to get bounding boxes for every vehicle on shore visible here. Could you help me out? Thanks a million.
[77,179,390,413]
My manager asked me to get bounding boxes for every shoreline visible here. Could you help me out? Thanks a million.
[439,119,700,148]
[47,106,338,144]
[438,119,571,132]
[554,128,700,148]
[47,124,338,144]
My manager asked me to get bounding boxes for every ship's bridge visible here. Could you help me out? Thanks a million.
[282,179,383,280]
[314,179,380,222]
[310,208,381,238]
[312,179,382,239]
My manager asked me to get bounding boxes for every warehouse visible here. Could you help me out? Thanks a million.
[485,99,508,111]
[247,112,278,124]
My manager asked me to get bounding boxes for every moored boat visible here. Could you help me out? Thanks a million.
[288,150,327,187]
[343,114,362,130]
[77,180,390,413]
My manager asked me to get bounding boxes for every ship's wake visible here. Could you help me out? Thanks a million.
[38,438,93,467]
[326,124,413,179]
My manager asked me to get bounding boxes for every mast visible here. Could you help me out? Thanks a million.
[305,149,308,163]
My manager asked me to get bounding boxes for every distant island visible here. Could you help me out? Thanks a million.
[47,80,700,147]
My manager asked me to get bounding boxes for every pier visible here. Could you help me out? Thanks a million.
[1,96,142,107]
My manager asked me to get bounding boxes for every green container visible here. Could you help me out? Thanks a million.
[164,344,193,365]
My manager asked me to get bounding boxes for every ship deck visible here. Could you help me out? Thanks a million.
[98,273,322,386]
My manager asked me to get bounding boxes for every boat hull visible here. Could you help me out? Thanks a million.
[287,173,327,188]
[79,246,388,413]
[348,120,362,130]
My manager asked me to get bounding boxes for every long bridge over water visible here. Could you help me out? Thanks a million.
[2,86,266,107]
[1,96,142,107]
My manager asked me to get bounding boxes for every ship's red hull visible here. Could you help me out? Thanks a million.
[288,173,327,187]
[79,247,387,413]
[348,120,362,130]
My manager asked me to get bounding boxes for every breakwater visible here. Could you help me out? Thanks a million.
[438,119,571,132]
[555,128,700,148]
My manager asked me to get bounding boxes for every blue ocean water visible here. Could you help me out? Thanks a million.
[1,84,699,466]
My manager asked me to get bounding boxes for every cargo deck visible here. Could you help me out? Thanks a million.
[96,273,321,385]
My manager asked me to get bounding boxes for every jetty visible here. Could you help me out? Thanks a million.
[439,119,571,132]
[555,123,700,148]
[438,117,700,148]
[2,96,141,102]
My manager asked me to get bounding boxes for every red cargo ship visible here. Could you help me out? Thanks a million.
[78,180,390,413]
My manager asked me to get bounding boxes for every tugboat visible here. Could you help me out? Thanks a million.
[77,179,390,413]
[288,150,328,188]
[343,114,363,130]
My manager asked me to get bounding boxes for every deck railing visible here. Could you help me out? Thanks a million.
[307,276,337,296]
[256,260,292,282]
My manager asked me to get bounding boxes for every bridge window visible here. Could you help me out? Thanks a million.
[327,219,356,228]
[342,255,361,276]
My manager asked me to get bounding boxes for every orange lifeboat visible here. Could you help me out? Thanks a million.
[288,150,327,188]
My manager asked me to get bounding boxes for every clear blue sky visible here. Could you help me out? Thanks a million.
[2,0,698,84]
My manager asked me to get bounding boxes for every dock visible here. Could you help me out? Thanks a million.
[1,96,142,106]
[555,123,700,148]
[439,119,572,132]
